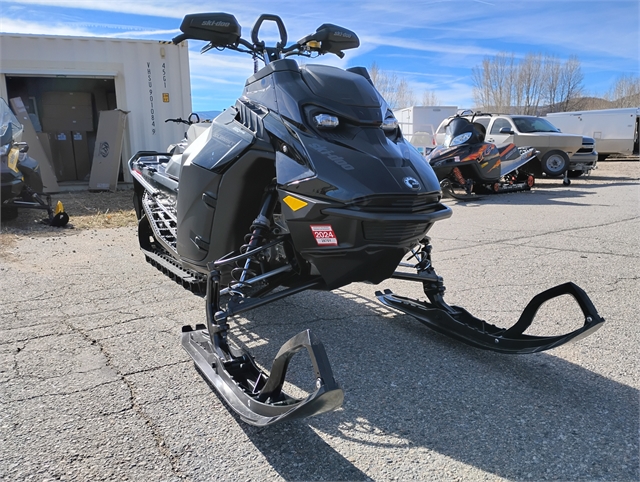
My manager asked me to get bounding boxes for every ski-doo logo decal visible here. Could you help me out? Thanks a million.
[310,225,338,246]
[201,20,230,27]
[403,177,421,190]
[283,195,308,212]
[308,143,354,171]
[99,142,110,158]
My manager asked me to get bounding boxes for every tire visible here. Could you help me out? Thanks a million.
[597,154,609,162]
[541,150,570,177]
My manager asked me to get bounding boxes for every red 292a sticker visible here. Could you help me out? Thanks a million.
[310,225,338,246]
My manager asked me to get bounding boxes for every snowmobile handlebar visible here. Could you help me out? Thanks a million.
[172,12,359,64]
[165,113,200,126]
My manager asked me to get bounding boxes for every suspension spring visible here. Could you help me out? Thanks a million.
[452,167,466,185]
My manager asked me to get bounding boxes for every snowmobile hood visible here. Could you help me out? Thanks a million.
[274,121,442,203]
[244,59,384,128]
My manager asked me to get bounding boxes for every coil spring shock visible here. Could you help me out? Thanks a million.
[213,186,279,296]
[452,167,466,185]
[452,167,474,195]
[230,216,271,291]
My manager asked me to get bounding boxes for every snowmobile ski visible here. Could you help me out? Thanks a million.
[376,285,603,354]
[383,239,604,354]
[181,270,343,426]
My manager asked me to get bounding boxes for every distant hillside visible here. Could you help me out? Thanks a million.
[194,110,222,121]
[542,97,615,114]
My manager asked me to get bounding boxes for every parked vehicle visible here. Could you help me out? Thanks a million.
[129,12,604,426]
[546,108,640,161]
[435,113,583,178]
[426,115,537,199]
[0,98,68,225]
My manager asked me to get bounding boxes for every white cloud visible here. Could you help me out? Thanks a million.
[0,18,95,36]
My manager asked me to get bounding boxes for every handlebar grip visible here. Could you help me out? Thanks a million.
[172,33,188,44]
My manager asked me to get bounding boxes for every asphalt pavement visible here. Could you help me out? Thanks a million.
[1,160,638,481]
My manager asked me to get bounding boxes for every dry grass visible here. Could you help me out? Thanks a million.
[0,188,137,253]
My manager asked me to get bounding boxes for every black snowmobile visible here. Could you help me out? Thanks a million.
[427,115,537,200]
[129,12,604,426]
[1,98,69,226]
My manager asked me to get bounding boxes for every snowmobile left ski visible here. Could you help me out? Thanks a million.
[129,12,604,426]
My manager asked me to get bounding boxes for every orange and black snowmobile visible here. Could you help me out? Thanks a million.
[427,115,536,200]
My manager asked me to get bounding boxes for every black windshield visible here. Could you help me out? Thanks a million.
[512,117,560,133]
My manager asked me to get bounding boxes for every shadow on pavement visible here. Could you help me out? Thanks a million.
[196,288,638,481]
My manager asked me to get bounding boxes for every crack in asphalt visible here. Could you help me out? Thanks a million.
[122,360,189,377]
[0,329,73,346]
[54,316,187,478]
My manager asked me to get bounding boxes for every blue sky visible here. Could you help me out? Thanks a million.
[1,0,638,112]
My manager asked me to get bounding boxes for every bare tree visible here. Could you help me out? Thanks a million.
[395,78,416,109]
[421,90,441,106]
[472,52,515,113]
[517,53,545,114]
[369,62,416,109]
[473,52,584,113]
[605,74,640,107]
[558,55,584,111]
[543,54,563,112]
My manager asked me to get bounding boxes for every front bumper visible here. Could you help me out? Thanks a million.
[569,151,598,172]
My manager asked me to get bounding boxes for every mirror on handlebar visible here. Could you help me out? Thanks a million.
[298,24,359,58]
[173,13,241,47]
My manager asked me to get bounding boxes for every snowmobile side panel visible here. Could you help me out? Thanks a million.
[499,146,537,176]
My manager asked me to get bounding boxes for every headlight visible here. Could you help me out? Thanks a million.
[450,132,471,146]
[314,113,339,129]
[381,111,399,131]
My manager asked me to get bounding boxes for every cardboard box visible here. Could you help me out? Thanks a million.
[41,91,94,132]
[36,132,53,167]
[89,110,129,191]
[49,131,76,182]
[42,91,92,107]
[9,97,59,192]
[72,131,91,181]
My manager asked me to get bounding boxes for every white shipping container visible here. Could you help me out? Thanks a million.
[0,33,193,183]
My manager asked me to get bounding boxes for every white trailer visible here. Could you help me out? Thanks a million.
[394,106,458,154]
[546,108,639,160]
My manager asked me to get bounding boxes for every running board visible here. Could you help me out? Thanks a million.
[376,282,604,354]
[181,325,344,426]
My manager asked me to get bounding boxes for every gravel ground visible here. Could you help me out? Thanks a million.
[1,160,638,481]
